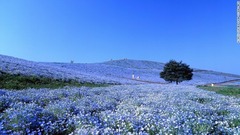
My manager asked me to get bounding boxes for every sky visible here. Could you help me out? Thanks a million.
[0,0,240,75]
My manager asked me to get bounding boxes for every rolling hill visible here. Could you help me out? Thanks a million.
[0,54,240,85]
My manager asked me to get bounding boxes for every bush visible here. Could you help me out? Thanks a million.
[160,60,193,84]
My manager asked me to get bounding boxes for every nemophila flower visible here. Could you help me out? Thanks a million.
[0,84,240,134]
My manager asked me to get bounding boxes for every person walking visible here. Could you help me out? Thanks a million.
[132,74,135,79]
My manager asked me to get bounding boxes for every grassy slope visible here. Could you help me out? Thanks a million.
[197,85,240,97]
[0,72,106,90]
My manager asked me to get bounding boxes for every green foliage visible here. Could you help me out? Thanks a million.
[0,72,107,90]
[216,110,230,116]
[197,85,240,97]
[192,123,211,134]
[191,97,212,104]
[229,119,240,128]
[160,60,193,84]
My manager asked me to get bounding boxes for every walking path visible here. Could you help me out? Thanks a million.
[119,76,170,84]
[114,75,240,85]
[207,79,240,86]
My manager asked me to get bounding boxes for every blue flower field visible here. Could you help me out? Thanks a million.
[1,85,240,134]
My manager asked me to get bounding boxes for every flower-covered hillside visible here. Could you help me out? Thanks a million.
[1,54,240,85]
[0,84,240,134]
[0,54,119,84]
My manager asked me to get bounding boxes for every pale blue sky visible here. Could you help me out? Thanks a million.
[0,0,240,74]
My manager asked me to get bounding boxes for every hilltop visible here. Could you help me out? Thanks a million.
[0,54,240,85]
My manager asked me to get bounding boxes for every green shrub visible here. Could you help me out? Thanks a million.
[0,71,106,90]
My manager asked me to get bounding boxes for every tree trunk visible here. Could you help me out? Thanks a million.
[176,81,179,85]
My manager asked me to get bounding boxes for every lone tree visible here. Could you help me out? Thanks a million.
[160,60,193,85]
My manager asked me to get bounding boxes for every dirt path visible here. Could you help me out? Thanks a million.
[116,75,240,85]
[131,79,169,84]
[119,76,169,84]
[128,78,240,85]
[208,79,240,86]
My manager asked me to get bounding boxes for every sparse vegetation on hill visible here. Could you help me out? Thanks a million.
[160,60,193,84]
[0,71,106,90]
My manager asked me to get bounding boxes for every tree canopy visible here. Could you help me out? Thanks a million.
[160,60,193,85]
